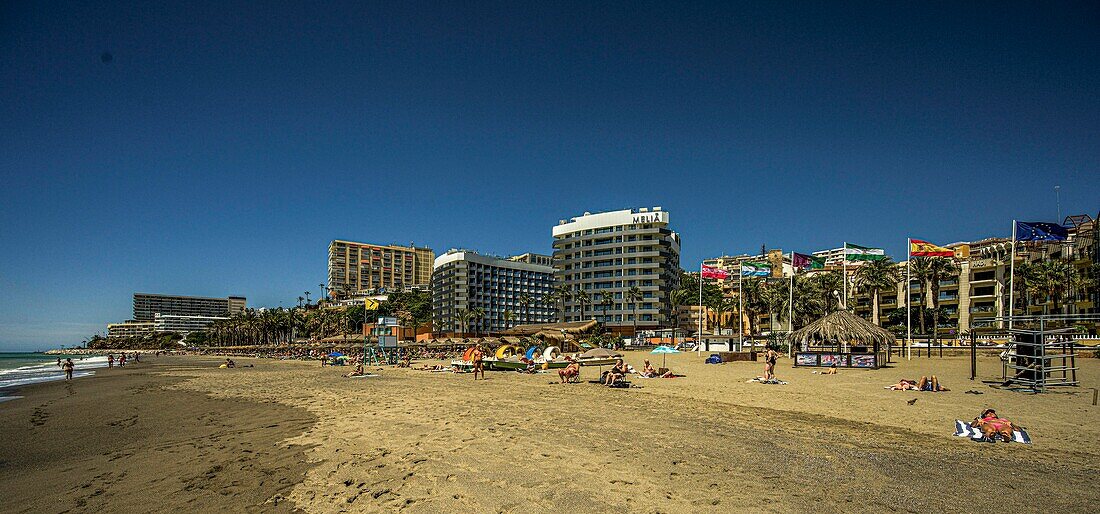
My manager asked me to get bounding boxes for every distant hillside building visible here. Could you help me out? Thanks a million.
[133,293,246,321]
[552,207,681,334]
[431,250,556,335]
[328,240,434,297]
[109,293,245,337]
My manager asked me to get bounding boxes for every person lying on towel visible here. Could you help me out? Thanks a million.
[889,376,948,391]
[972,409,1019,443]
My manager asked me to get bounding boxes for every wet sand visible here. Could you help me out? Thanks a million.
[0,358,316,513]
[2,353,1098,512]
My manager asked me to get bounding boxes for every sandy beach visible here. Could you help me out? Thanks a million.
[2,352,1098,513]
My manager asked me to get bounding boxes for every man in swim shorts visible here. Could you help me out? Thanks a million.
[471,344,485,380]
[62,358,74,380]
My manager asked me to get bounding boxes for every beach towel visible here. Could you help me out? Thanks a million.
[349,373,380,378]
[747,377,787,385]
[953,420,1032,444]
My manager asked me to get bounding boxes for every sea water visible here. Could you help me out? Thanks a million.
[0,352,110,392]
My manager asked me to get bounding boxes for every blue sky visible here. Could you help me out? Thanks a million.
[1,1,1097,350]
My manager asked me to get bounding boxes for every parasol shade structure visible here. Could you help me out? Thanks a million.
[579,347,622,359]
[650,345,679,367]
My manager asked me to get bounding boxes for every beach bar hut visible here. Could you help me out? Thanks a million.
[790,311,894,369]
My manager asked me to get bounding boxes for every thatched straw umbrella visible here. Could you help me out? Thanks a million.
[790,310,895,355]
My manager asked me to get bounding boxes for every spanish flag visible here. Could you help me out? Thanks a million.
[910,239,954,257]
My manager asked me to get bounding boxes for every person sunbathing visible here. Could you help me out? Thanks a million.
[888,379,918,390]
[558,361,580,383]
[917,375,949,391]
[604,359,627,386]
[972,409,1017,442]
[640,360,659,378]
[344,364,365,378]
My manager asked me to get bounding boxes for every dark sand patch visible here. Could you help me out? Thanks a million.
[0,359,316,513]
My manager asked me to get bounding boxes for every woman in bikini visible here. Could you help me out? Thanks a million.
[972,409,1017,442]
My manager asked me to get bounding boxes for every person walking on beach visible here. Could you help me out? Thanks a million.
[471,344,485,380]
[764,346,779,381]
[57,357,62,368]
[62,358,74,380]
[107,354,114,368]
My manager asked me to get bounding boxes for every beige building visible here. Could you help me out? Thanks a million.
[327,240,434,297]
[848,216,1098,336]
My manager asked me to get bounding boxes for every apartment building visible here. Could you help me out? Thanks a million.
[552,208,681,334]
[133,293,246,321]
[848,215,1098,335]
[431,250,556,335]
[507,252,554,267]
[327,240,434,296]
[153,314,229,335]
[107,321,154,338]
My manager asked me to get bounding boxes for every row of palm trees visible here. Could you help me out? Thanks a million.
[202,306,365,346]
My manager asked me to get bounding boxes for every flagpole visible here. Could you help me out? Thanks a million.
[842,242,847,309]
[788,258,794,359]
[738,263,744,350]
[698,263,703,345]
[1008,220,1016,331]
[906,238,912,361]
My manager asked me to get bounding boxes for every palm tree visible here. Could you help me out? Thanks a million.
[503,310,516,329]
[573,289,590,321]
[455,309,471,336]
[598,291,614,322]
[669,288,693,344]
[853,258,902,326]
[297,296,304,308]
[518,293,533,324]
[908,258,933,335]
[1034,259,1076,314]
[626,286,644,340]
[1009,261,1040,316]
[706,295,736,335]
[304,291,311,306]
[761,280,790,331]
[553,284,572,322]
[741,279,768,337]
[471,307,485,337]
[927,257,959,340]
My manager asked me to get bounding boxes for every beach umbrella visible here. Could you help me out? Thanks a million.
[328,351,344,358]
[651,345,679,367]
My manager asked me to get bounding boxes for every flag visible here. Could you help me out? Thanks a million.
[910,239,954,257]
[792,252,825,270]
[844,243,885,261]
[741,262,771,276]
[1016,221,1068,242]
[701,264,729,280]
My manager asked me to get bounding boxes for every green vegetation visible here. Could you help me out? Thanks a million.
[85,332,183,350]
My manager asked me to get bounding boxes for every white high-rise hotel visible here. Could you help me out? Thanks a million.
[552,208,681,334]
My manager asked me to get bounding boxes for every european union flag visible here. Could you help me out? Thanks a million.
[1016,221,1068,242]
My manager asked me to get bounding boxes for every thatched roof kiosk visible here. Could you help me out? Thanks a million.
[790,310,895,353]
